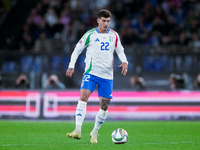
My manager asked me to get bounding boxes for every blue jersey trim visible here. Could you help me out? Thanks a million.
[95,27,110,34]
[106,28,110,33]
[95,27,101,33]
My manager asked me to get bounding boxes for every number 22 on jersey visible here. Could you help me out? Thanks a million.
[100,42,109,51]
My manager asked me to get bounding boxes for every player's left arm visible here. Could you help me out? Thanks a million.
[118,61,128,75]
[115,33,128,75]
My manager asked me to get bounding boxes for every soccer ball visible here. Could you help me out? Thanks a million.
[111,128,128,144]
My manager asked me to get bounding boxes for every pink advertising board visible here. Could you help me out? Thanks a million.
[43,91,200,120]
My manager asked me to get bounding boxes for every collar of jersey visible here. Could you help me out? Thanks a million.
[95,27,110,34]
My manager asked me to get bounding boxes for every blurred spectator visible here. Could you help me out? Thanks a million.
[34,32,52,53]
[130,74,146,91]
[70,0,83,10]
[170,24,182,44]
[15,74,30,89]
[125,0,145,16]
[193,73,200,90]
[32,18,51,40]
[35,2,43,16]
[188,18,200,34]
[151,16,166,36]
[167,0,182,8]
[52,32,64,52]
[175,32,191,52]
[132,15,151,40]
[20,35,35,53]
[154,5,167,21]
[164,15,177,36]
[169,73,185,91]
[175,31,190,46]
[17,24,32,43]
[145,31,160,46]
[29,8,42,26]
[93,0,109,10]
[53,0,63,16]
[24,17,37,36]
[5,34,20,50]
[142,2,155,23]
[183,9,195,29]
[112,1,127,23]
[44,7,58,27]
[45,74,66,89]
[40,0,50,16]
[120,27,141,45]
[160,35,172,46]
[189,32,200,53]
[59,9,71,27]
[85,9,97,29]
[161,0,170,15]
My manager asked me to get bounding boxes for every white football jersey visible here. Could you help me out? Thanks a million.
[68,27,128,79]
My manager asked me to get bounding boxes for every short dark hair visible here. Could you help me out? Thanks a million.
[97,9,112,18]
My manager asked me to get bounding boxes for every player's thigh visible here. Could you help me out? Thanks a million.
[98,78,113,99]
[80,73,97,91]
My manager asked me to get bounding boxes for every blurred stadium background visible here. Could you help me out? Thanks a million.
[0,0,200,121]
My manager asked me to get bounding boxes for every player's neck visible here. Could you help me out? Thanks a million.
[97,27,107,33]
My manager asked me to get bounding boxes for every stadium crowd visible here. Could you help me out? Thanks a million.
[4,0,200,53]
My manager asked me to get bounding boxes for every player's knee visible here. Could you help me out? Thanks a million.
[80,95,88,102]
[101,99,110,111]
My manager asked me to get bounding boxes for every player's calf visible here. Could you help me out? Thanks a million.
[101,98,110,111]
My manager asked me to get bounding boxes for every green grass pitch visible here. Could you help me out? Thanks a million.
[0,121,200,150]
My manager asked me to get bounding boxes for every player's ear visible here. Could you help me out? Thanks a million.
[97,18,100,24]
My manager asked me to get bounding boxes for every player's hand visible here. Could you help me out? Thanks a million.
[118,62,128,76]
[66,68,74,78]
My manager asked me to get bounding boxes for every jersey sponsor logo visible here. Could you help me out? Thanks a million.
[94,38,100,42]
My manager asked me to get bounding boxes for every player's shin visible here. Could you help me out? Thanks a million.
[93,109,108,132]
[75,100,87,132]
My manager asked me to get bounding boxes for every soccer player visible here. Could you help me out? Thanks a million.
[66,9,128,143]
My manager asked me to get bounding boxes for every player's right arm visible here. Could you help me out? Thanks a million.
[66,68,74,78]
[66,31,91,78]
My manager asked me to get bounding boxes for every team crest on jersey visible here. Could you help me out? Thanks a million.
[109,36,113,42]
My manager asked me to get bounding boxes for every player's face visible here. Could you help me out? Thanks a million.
[97,17,110,33]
